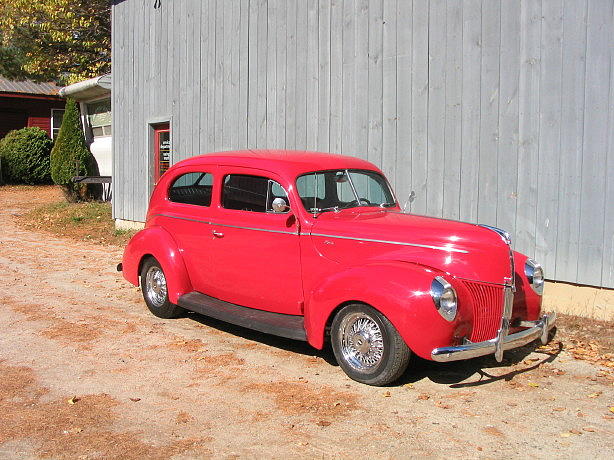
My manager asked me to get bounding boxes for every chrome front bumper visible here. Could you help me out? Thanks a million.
[431,312,557,363]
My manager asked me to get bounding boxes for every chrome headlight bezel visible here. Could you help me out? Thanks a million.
[524,259,544,295]
[430,276,458,322]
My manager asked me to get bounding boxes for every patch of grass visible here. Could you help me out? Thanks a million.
[19,200,137,247]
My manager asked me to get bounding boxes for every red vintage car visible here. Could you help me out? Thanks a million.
[120,150,556,385]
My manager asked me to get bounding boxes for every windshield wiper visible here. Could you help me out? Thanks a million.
[380,202,397,208]
[310,206,340,216]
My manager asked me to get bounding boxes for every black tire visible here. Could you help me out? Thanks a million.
[140,257,183,319]
[331,304,411,386]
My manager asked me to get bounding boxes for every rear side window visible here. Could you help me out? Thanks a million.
[222,174,288,213]
[168,172,213,206]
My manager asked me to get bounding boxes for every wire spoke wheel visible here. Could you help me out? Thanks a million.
[339,313,385,372]
[145,265,168,307]
[331,304,411,386]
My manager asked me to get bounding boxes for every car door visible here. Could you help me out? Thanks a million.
[162,167,218,291]
[202,167,303,315]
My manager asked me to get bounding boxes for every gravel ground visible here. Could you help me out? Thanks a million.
[0,185,612,459]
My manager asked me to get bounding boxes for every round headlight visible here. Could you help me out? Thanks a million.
[430,276,458,322]
[524,259,544,295]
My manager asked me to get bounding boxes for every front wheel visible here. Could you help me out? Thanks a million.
[331,304,411,386]
[140,257,183,319]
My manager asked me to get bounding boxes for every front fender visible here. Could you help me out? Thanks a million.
[304,261,469,359]
[121,226,193,304]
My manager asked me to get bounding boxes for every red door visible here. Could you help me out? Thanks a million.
[204,167,304,315]
[153,123,171,183]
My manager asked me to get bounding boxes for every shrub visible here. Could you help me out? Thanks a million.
[0,127,53,184]
[50,98,98,201]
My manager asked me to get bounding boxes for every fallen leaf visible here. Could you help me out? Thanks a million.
[316,420,331,427]
[583,427,596,432]
[129,397,141,402]
[527,382,539,388]
[417,393,430,401]
[560,432,572,438]
[67,396,79,405]
[436,401,451,409]
[382,391,391,397]
[587,392,602,398]
[569,429,582,435]
[483,426,503,437]
[609,407,614,413]
[553,407,565,412]
[404,383,414,389]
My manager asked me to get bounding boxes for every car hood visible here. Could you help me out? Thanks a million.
[308,209,513,285]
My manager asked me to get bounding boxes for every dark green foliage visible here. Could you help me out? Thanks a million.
[50,98,97,201]
[0,127,53,184]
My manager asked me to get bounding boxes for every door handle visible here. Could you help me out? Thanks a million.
[212,230,224,238]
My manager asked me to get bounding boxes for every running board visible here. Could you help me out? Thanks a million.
[177,292,307,341]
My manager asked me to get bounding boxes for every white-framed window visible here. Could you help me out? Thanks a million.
[51,109,65,140]
[86,98,111,137]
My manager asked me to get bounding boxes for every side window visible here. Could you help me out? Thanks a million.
[168,172,213,206]
[223,174,288,213]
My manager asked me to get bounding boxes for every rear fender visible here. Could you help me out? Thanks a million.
[121,226,193,304]
[304,261,461,359]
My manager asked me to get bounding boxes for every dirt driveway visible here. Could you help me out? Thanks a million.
[0,186,612,459]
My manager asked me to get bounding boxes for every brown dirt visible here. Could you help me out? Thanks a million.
[1,185,613,458]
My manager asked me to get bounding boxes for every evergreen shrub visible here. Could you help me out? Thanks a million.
[50,98,97,201]
[0,127,53,184]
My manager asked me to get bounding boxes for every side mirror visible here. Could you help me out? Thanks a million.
[271,197,289,213]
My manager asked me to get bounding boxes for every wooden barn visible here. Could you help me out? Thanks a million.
[110,0,614,292]
[0,77,65,140]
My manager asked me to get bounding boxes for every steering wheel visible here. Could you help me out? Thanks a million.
[343,198,372,208]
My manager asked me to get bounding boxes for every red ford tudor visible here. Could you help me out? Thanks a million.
[120,150,556,385]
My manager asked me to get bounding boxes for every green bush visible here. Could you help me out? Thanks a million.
[0,127,53,184]
[50,98,97,201]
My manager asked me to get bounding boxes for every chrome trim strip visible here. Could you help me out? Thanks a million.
[309,233,469,253]
[478,224,515,289]
[431,312,557,362]
[153,213,299,235]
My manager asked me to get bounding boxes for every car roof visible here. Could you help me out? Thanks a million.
[171,149,381,178]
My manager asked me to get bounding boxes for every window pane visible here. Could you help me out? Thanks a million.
[168,172,212,206]
[222,174,270,212]
[266,180,289,212]
[87,98,111,128]
[296,173,326,210]
[296,169,394,210]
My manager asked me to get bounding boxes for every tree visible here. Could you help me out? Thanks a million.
[50,99,97,201]
[0,0,110,84]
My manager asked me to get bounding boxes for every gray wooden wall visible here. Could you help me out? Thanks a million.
[112,0,614,289]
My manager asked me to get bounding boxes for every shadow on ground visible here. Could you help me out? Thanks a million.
[185,311,563,387]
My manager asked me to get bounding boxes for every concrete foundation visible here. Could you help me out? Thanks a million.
[115,219,145,231]
[542,281,614,321]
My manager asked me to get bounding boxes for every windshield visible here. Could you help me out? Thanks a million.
[296,169,396,212]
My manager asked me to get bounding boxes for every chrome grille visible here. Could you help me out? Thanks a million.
[463,280,505,342]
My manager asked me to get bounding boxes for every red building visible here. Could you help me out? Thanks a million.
[0,77,65,140]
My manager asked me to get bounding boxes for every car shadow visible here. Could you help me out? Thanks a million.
[185,311,561,386]
[185,311,338,365]
[395,338,563,388]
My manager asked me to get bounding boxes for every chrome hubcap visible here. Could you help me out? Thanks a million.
[145,266,167,308]
[339,313,384,373]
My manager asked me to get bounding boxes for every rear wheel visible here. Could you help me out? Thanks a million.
[140,257,183,319]
[331,304,411,386]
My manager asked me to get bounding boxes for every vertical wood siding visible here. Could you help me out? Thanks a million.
[112,0,614,289]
